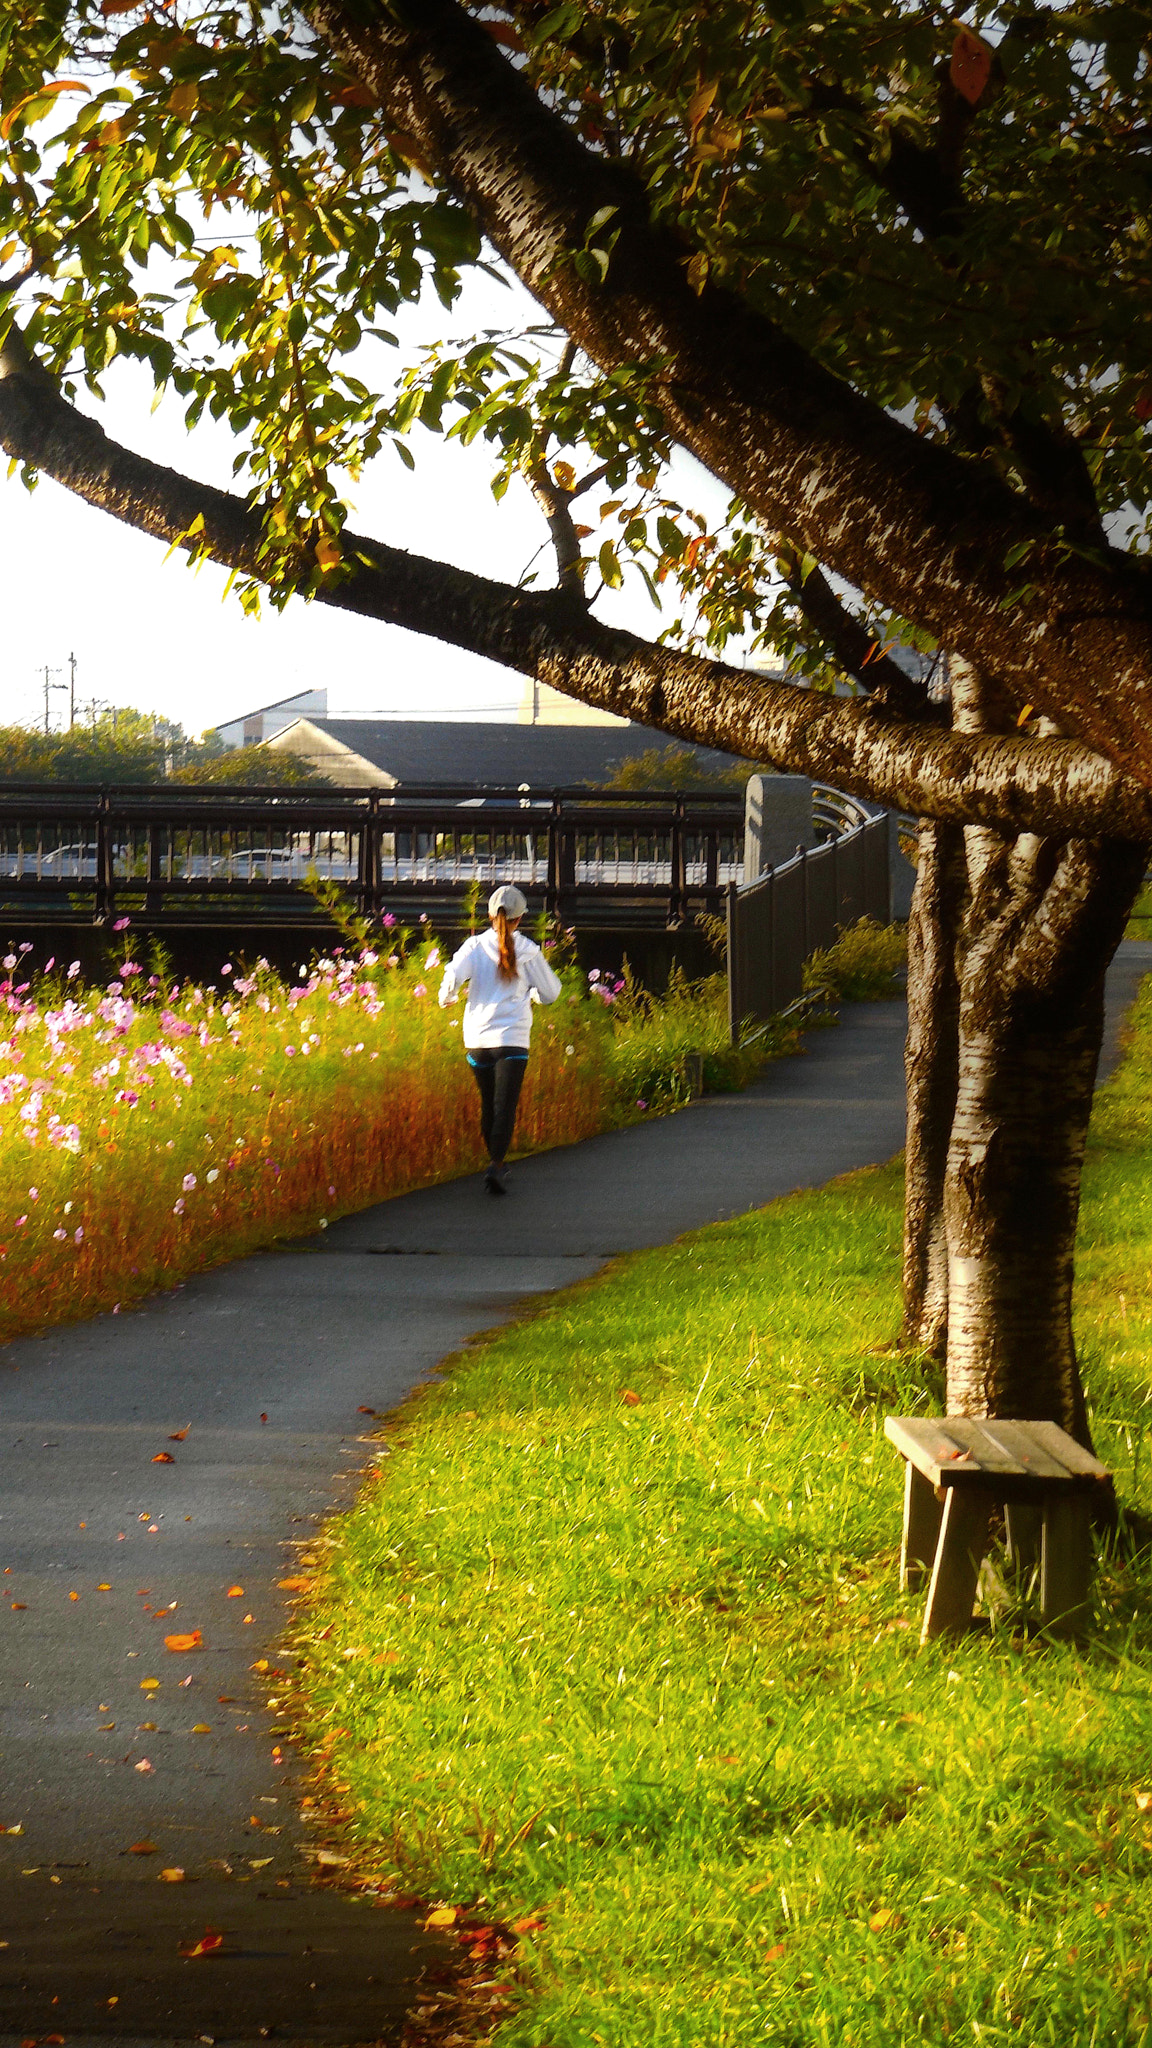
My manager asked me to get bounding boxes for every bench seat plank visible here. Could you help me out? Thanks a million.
[884,1415,1107,1493]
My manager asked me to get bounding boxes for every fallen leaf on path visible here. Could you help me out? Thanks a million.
[217,1695,235,1703]
[10,1602,26,1609]
[164,1631,202,1652]
[98,1583,111,1591]
[250,1856,273,1869]
[511,1916,545,1936]
[152,1452,175,1464]
[250,1660,271,1673]
[425,1906,458,1927]
[140,1679,160,1691]
[135,1759,154,1774]
[226,1586,244,1598]
[159,1867,185,1882]
[139,1722,157,1730]
[69,1590,79,1601]
[314,1849,350,1867]
[357,1406,375,1414]
[128,1840,156,1854]
[191,1723,212,1734]
[168,1427,190,1441]
[0,1824,22,1836]
[278,1577,311,1591]
[180,1930,225,1958]
[98,1723,115,1732]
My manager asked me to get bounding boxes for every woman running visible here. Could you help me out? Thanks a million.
[438,884,563,1195]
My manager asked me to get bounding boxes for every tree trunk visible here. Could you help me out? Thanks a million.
[902,818,965,1354]
[899,659,1147,1431]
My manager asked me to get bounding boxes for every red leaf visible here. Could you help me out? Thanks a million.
[950,30,992,106]
[181,1929,225,1958]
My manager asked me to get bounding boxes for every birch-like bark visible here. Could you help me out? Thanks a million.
[902,819,965,1355]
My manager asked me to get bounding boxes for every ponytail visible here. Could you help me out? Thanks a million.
[494,908,519,982]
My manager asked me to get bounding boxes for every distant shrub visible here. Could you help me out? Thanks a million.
[803,917,907,1003]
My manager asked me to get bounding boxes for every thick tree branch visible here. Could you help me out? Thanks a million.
[775,542,942,722]
[3,323,1150,847]
[302,0,1152,786]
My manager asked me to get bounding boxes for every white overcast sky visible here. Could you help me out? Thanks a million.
[1,266,736,739]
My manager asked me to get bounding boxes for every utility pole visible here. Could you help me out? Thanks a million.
[68,651,77,729]
[41,664,62,735]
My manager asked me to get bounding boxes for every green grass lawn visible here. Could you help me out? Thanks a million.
[291,988,1152,2048]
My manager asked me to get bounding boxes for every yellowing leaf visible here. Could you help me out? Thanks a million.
[685,251,709,297]
[140,1677,160,1691]
[424,1905,458,1927]
[164,1630,202,1652]
[315,535,342,573]
[687,79,719,131]
[278,1577,312,1591]
[227,1585,245,1597]
[168,81,200,117]
[552,461,576,492]
[191,1722,212,1734]
[158,1866,185,1882]
[0,80,89,142]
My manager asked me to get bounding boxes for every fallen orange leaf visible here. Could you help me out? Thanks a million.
[278,1577,311,1591]
[425,1906,458,1928]
[869,1908,905,1933]
[128,1840,157,1854]
[619,1389,641,1406]
[158,1867,185,1882]
[168,1427,190,1441]
[10,1602,26,1610]
[191,1722,212,1734]
[180,1930,225,1958]
[69,1591,80,1601]
[226,1585,244,1597]
[152,1451,175,1465]
[164,1631,202,1652]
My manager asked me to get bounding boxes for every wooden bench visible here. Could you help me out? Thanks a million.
[884,1416,1113,1644]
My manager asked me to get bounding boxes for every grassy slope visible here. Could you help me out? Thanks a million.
[294,991,1152,2048]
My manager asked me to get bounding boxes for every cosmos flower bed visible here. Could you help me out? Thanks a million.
[0,936,607,1343]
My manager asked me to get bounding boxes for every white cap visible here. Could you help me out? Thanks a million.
[489,884,528,919]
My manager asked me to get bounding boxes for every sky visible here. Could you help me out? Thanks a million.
[1,269,737,741]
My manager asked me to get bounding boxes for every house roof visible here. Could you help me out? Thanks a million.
[270,717,748,788]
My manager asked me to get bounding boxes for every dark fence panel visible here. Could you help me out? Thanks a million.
[0,783,745,932]
[727,811,893,1037]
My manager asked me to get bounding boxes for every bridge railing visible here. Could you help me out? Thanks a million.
[0,783,747,929]
[727,809,895,1037]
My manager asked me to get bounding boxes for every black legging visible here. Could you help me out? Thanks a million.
[467,1047,529,1164]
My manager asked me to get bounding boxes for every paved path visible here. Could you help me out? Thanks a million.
[0,954,1145,2046]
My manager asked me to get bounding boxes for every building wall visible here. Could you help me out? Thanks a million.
[263,719,395,788]
[518,680,628,726]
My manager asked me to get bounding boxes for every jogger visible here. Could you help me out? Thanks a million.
[438,885,562,1195]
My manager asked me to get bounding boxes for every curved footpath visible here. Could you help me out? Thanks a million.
[2,945,1147,2048]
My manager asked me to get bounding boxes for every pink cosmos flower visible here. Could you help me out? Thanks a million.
[113,917,131,931]
[53,1228,67,1242]
[182,1173,197,1192]
[285,1045,297,1057]
[74,1227,83,1244]
[173,1197,186,1216]
[382,913,397,929]
[412,983,427,999]
[67,961,80,979]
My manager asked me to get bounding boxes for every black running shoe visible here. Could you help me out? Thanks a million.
[484,1165,508,1196]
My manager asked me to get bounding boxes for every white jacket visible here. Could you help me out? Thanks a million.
[438,928,563,1049]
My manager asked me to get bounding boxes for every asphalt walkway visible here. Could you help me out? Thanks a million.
[1,946,1146,2046]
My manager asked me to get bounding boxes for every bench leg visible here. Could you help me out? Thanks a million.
[1041,1496,1092,1640]
[921,1490,993,1645]
[901,1462,944,1592]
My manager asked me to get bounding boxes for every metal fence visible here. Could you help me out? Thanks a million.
[0,784,746,930]
[727,809,894,1037]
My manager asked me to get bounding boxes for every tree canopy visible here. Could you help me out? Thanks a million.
[0,708,329,782]
[3,0,1152,842]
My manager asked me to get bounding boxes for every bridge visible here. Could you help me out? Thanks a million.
[0,780,882,933]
